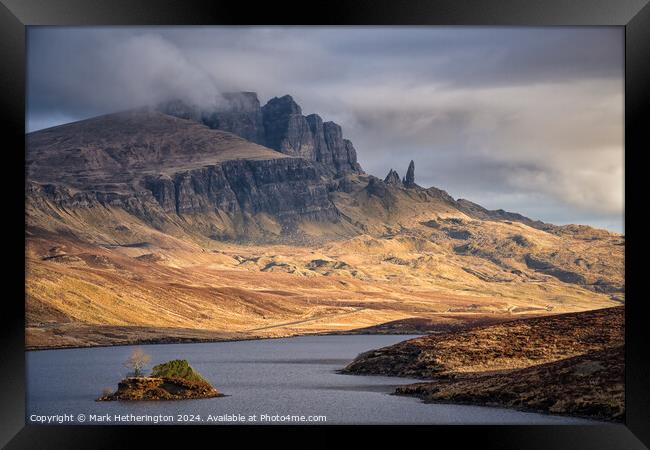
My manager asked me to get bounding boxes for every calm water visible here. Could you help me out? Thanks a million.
[27,335,596,425]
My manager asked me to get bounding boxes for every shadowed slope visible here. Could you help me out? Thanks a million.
[342,307,624,421]
[342,307,623,377]
[27,109,288,191]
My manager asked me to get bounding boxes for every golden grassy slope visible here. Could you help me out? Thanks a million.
[26,213,620,349]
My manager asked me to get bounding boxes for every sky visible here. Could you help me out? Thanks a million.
[26,27,624,232]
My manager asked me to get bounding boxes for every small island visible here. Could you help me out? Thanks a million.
[97,349,222,401]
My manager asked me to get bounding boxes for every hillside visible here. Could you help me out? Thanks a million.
[342,307,624,421]
[342,306,623,377]
[395,345,624,421]
[27,109,288,191]
[25,92,624,349]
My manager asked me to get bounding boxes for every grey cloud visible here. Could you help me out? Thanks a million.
[28,28,222,126]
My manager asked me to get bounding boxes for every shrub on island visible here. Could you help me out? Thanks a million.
[150,359,210,384]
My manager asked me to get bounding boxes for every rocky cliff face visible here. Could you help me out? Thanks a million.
[159,92,363,177]
[305,114,330,165]
[28,157,339,238]
[259,94,363,175]
[26,110,340,240]
[261,95,316,160]
[320,120,356,175]
[145,158,338,223]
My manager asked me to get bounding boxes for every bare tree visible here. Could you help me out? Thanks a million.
[124,347,151,377]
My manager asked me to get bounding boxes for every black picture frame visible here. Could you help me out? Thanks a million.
[1,1,648,448]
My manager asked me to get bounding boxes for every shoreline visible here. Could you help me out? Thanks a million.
[26,309,568,352]
[390,392,611,424]
[25,330,426,352]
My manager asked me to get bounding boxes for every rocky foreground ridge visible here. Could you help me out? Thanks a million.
[343,307,624,421]
[343,307,623,378]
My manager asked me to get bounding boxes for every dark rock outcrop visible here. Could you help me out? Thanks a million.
[344,140,363,174]
[322,121,348,173]
[159,92,363,177]
[261,96,362,175]
[201,92,266,145]
[156,98,202,122]
[403,160,416,188]
[524,254,588,285]
[261,95,316,160]
[305,114,331,165]
[365,177,388,198]
[384,169,402,186]
[147,174,176,212]
[158,93,266,145]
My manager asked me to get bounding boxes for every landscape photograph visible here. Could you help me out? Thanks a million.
[25,26,624,425]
